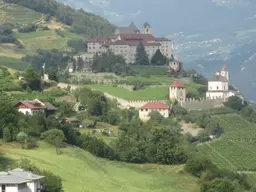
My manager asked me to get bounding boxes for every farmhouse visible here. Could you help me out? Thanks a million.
[0,168,44,192]
[139,101,170,121]
[16,99,56,116]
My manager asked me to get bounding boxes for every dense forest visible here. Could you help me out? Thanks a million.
[3,0,115,37]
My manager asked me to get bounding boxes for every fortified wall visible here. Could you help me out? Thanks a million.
[126,100,166,109]
[181,97,224,111]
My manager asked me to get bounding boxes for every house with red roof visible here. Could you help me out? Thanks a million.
[86,21,173,64]
[16,99,56,116]
[139,101,170,121]
[169,80,186,103]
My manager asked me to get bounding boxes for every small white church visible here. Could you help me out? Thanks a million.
[206,64,242,101]
[169,64,243,104]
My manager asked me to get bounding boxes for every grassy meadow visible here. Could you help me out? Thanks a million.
[1,142,199,192]
[0,3,42,25]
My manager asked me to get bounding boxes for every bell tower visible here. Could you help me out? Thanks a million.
[142,22,151,34]
[221,64,229,81]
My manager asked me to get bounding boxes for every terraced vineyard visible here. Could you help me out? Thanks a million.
[0,3,41,24]
[199,114,256,184]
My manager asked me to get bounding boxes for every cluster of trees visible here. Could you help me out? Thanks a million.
[22,49,69,72]
[18,23,37,33]
[3,0,114,37]
[67,39,87,53]
[92,51,135,76]
[135,42,168,66]
[225,96,256,123]
[185,155,251,192]
[0,24,23,47]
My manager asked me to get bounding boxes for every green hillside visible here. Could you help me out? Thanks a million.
[1,142,199,192]
[0,0,114,59]
[198,114,256,184]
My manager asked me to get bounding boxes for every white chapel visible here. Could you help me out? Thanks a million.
[206,64,243,101]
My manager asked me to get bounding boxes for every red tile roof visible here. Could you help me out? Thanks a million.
[140,102,169,110]
[120,34,156,41]
[88,37,110,43]
[17,101,45,109]
[155,37,170,41]
[170,80,185,88]
[110,40,160,47]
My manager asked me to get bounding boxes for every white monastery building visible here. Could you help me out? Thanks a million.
[139,101,170,121]
[0,168,44,192]
[169,80,186,103]
[86,21,173,63]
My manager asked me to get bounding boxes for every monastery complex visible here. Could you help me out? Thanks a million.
[79,21,173,64]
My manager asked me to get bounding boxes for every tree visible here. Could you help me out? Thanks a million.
[135,41,149,65]
[224,96,244,111]
[23,66,41,91]
[67,39,87,53]
[76,57,84,72]
[40,129,65,146]
[3,127,11,142]
[151,49,166,65]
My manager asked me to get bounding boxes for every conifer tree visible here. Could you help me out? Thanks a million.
[151,49,166,65]
[135,41,149,65]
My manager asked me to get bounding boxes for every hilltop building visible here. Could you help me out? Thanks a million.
[0,168,44,192]
[139,101,170,121]
[87,21,173,63]
[206,64,242,101]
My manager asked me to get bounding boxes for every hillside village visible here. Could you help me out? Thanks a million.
[0,1,256,192]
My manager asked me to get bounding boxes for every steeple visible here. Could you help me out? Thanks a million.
[216,66,221,75]
[221,63,229,81]
[142,21,151,34]
[222,63,228,71]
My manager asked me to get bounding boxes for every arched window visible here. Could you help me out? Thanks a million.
[217,86,219,90]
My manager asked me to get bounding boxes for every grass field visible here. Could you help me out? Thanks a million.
[0,3,42,25]
[16,30,70,53]
[1,142,199,192]
[198,114,256,184]
[0,56,29,70]
[86,84,168,100]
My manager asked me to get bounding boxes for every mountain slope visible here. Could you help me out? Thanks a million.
[0,0,115,59]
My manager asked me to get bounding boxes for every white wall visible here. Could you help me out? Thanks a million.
[206,91,224,99]
[139,109,169,121]
[18,108,44,116]
[0,184,18,192]
[208,81,226,91]
[169,87,186,103]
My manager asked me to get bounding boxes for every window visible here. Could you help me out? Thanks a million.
[2,184,5,192]
[217,86,219,90]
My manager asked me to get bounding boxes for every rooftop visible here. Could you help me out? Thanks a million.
[17,99,56,110]
[140,102,169,110]
[210,75,228,82]
[0,168,44,184]
[170,80,185,88]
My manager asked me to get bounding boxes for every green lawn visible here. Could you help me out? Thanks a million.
[16,30,69,52]
[0,56,29,70]
[0,4,41,24]
[2,142,199,192]
[86,84,168,100]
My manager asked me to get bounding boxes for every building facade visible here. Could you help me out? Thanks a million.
[87,22,173,63]
[16,99,56,116]
[139,102,170,121]
[0,168,44,192]
[169,80,186,103]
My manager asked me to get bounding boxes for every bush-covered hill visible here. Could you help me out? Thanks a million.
[0,0,115,59]
[2,0,115,37]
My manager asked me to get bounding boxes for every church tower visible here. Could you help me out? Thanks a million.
[142,22,151,34]
[221,64,229,81]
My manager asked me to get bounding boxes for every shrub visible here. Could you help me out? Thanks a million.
[22,138,38,149]
[3,127,12,142]
[16,131,28,143]
[40,129,65,145]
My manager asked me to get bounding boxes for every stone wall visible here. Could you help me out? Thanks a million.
[181,97,224,111]
[126,100,166,109]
